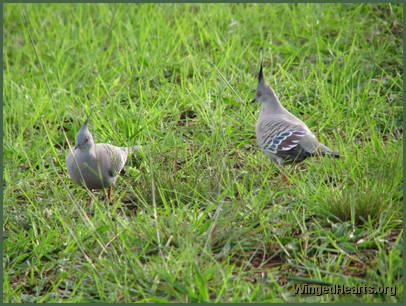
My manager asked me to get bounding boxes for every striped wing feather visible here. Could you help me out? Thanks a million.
[257,118,316,163]
[97,144,129,178]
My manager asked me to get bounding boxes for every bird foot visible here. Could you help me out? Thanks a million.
[280,172,291,185]
[107,188,112,201]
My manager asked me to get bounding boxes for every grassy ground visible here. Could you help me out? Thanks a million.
[3,3,403,303]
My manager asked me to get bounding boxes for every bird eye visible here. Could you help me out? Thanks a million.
[257,92,262,97]
[84,136,89,142]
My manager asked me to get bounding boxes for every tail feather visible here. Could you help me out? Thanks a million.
[130,145,142,153]
[319,143,340,158]
[322,150,340,158]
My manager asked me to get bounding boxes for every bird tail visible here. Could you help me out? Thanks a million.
[129,145,142,153]
[319,144,340,158]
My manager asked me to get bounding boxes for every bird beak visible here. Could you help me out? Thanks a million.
[74,144,79,150]
[251,97,257,103]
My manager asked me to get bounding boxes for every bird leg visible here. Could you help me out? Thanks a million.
[280,171,289,184]
[107,187,112,201]
[279,165,291,185]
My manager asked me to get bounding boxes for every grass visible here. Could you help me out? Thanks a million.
[3,3,403,303]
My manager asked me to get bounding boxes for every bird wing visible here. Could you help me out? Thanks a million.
[257,118,320,162]
[96,144,129,178]
[263,129,307,154]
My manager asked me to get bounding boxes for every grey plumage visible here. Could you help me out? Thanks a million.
[66,116,141,190]
[252,63,339,165]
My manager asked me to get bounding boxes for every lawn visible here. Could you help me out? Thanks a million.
[2,3,403,302]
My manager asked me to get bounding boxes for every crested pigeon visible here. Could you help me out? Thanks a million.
[66,116,141,199]
[252,63,339,168]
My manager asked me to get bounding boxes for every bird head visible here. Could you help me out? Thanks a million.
[251,62,278,104]
[74,116,94,150]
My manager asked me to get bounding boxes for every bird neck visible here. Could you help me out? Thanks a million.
[261,98,287,115]
[79,142,96,156]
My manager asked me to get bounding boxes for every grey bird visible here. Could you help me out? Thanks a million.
[252,63,339,178]
[66,116,141,199]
